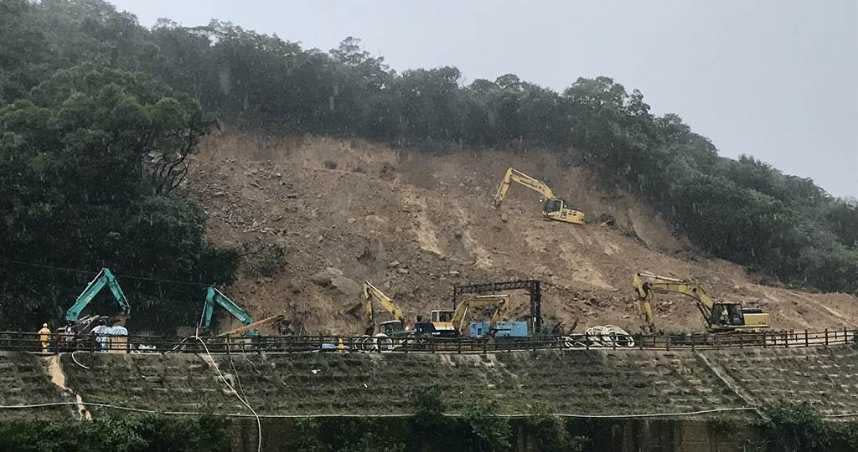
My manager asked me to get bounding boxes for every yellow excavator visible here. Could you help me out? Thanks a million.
[346,281,409,337]
[632,272,769,333]
[431,295,510,337]
[493,167,585,225]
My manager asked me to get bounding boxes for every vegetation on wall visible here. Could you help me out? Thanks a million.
[1,0,855,332]
[754,403,858,452]
[0,415,230,452]
[5,402,858,451]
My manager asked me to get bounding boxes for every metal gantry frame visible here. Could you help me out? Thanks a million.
[452,280,542,333]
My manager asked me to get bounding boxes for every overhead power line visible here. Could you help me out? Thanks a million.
[1,259,212,288]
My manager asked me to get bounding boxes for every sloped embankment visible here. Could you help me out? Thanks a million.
[0,352,68,420]
[50,345,858,419]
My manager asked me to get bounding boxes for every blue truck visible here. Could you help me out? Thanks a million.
[467,320,528,338]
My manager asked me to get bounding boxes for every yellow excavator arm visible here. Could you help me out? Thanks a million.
[493,168,585,225]
[633,272,713,333]
[450,295,509,335]
[345,281,407,336]
[363,281,405,323]
[494,168,556,207]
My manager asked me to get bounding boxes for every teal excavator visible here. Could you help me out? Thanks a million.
[63,268,131,336]
[197,287,255,335]
[65,268,131,322]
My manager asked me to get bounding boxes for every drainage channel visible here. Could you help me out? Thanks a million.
[46,354,92,420]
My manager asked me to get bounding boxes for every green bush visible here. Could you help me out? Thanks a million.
[759,403,858,452]
[462,400,512,452]
[0,415,230,452]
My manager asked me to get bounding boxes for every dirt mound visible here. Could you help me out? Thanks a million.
[184,132,858,334]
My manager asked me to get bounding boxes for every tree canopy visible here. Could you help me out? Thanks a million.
[0,0,855,333]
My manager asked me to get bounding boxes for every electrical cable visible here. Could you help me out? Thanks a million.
[71,351,90,369]
[227,351,247,404]
[0,402,767,419]
[1,259,211,288]
[192,336,263,452]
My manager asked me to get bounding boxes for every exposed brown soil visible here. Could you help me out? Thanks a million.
[183,131,858,335]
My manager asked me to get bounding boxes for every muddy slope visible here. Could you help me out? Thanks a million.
[184,132,858,334]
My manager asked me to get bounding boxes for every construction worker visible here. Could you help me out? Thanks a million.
[38,323,51,353]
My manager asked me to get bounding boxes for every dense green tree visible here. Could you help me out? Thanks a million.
[0,415,230,452]
[1,0,856,333]
[0,64,236,330]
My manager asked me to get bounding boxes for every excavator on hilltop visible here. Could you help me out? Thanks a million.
[63,268,131,336]
[493,167,585,225]
[632,272,769,334]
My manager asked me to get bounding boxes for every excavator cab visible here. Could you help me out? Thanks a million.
[709,303,744,328]
[543,198,565,214]
[542,198,585,224]
[710,303,768,331]
[379,320,405,336]
[428,309,457,337]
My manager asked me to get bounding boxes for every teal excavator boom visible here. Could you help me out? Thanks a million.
[65,268,131,322]
[199,287,254,332]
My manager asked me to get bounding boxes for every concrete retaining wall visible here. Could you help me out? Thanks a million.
[7,345,857,418]
[3,345,858,450]
[59,349,756,418]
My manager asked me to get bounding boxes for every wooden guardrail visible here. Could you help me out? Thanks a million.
[0,328,854,355]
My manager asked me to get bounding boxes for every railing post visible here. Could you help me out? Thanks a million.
[482,340,487,355]
[844,328,848,345]
[763,332,767,348]
[585,332,589,350]
[784,331,789,348]
[638,334,643,351]
[457,339,462,354]
[825,329,829,347]
[805,330,809,348]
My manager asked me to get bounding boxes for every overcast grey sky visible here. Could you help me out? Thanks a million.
[110,0,857,198]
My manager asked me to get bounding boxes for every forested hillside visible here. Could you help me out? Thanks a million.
[1,0,855,332]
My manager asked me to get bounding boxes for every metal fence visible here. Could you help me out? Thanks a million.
[1,328,855,355]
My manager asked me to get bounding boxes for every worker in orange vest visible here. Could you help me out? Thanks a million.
[38,323,51,352]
